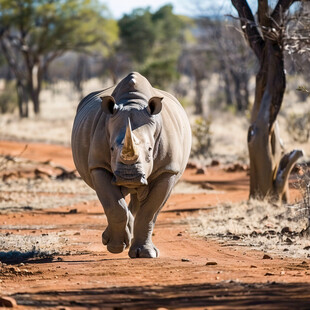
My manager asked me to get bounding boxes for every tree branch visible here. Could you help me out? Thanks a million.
[271,0,298,25]
[275,149,304,197]
[258,0,270,29]
[231,0,265,60]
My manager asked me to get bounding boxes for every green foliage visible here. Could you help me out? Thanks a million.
[287,111,310,143]
[0,0,116,54]
[118,5,187,88]
[118,8,156,63]
[191,117,212,158]
[0,82,17,114]
[141,58,179,89]
[178,96,191,108]
[0,0,118,115]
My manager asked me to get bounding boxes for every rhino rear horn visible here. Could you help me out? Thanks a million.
[101,95,116,114]
[148,96,163,115]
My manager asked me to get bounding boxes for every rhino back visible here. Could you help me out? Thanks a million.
[150,89,192,181]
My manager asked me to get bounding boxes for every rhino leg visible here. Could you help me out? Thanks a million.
[91,168,132,254]
[128,193,140,217]
[129,173,177,258]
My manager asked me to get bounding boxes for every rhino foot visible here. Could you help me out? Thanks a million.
[128,242,159,258]
[102,213,134,254]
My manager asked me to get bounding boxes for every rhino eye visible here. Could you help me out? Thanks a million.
[110,147,114,152]
[148,147,152,152]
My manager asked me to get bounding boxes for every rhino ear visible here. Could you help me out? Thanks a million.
[148,96,163,115]
[101,95,117,114]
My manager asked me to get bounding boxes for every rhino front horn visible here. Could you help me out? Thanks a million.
[121,119,139,162]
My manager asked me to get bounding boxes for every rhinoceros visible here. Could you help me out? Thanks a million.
[71,72,191,258]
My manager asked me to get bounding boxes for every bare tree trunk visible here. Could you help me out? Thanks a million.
[220,62,233,106]
[31,89,40,114]
[223,72,233,106]
[232,0,303,203]
[242,74,250,110]
[27,63,41,115]
[16,80,28,118]
[109,67,118,85]
[193,67,203,115]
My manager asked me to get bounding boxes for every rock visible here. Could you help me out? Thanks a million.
[206,261,218,266]
[264,272,274,276]
[263,254,273,260]
[181,258,190,262]
[201,182,214,190]
[2,173,18,182]
[186,161,198,169]
[226,163,248,172]
[8,267,21,274]
[281,227,292,234]
[56,169,79,180]
[0,296,17,307]
[196,167,206,175]
[285,237,293,244]
[268,230,276,235]
[34,167,54,179]
[232,235,240,240]
[250,265,257,268]
[250,231,258,237]
[210,159,220,166]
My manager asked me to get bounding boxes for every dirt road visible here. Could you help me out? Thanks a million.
[0,140,310,309]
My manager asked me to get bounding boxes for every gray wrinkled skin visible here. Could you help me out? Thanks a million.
[71,72,191,258]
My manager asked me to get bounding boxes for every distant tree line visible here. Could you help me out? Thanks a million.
[0,0,308,118]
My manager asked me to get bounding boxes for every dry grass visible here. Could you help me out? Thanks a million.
[0,76,309,163]
[0,153,97,213]
[187,199,310,259]
[0,232,66,257]
[0,179,96,212]
[0,79,105,145]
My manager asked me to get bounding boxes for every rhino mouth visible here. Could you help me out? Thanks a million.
[112,174,148,187]
[112,164,148,187]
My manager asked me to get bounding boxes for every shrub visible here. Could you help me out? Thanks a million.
[292,166,310,235]
[286,111,310,143]
[191,116,212,158]
[0,81,17,114]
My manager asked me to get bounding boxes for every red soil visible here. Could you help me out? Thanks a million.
[0,140,309,309]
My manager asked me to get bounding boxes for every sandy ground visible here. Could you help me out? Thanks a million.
[0,140,310,309]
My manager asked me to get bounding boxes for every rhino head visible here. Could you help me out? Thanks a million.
[101,94,163,188]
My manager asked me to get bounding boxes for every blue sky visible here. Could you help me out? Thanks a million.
[104,0,235,19]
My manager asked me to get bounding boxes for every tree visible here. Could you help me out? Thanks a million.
[0,0,117,117]
[179,15,256,115]
[118,5,186,88]
[232,0,307,203]
[179,45,212,115]
[118,8,156,64]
